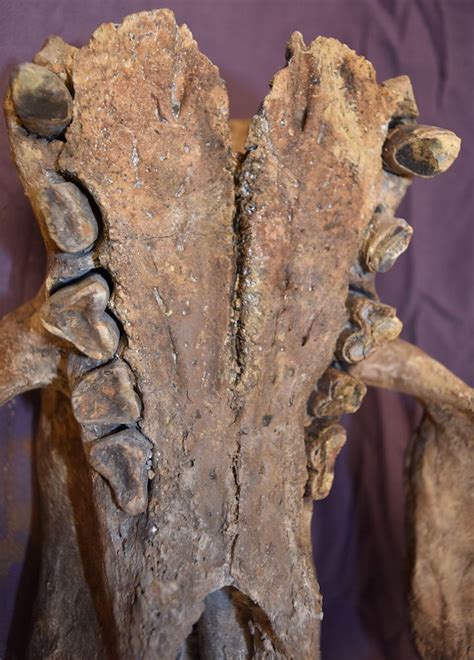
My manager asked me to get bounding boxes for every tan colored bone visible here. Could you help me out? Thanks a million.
[309,367,366,418]
[306,424,347,500]
[383,124,461,178]
[87,428,152,515]
[41,274,120,361]
[338,295,402,364]
[351,338,474,417]
[38,182,99,253]
[10,62,73,138]
[363,213,413,273]
[71,359,141,425]
[381,75,419,120]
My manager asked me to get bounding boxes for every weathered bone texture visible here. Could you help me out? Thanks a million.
[0,9,467,659]
[0,296,62,406]
[353,340,474,659]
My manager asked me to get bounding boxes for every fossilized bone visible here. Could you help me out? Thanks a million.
[1,9,471,659]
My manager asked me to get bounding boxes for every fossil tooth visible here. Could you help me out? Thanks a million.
[38,182,99,253]
[306,424,347,500]
[71,358,141,425]
[10,62,73,138]
[46,251,96,291]
[363,213,413,273]
[309,367,366,418]
[382,124,461,178]
[41,273,119,361]
[338,295,403,364]
[381,75,419,121]
[87,428,152,515]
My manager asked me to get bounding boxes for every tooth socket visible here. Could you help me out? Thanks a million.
[337,295,402,364]
[41,274,120,361]
[363,213,413,273]
[309,367,366,418]
[382,124,461,178]
[10,62,73,138]
[38,182,99,253]
[381,75,419,121]
[87,428,152,515]
[71,359,141,425]
[306,424,347,500]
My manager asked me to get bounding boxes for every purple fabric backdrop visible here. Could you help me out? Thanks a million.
[0,1,472,658]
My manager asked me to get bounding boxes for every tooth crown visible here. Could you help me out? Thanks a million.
[305,423,347,500]
[71,359,141,425]
[87,428,152,515]
[40,274,120,361]
[362,213,413,273]
[309,367,366,418]
[383,124,461,178]
[10,62,73,137]
[37,181,99,253]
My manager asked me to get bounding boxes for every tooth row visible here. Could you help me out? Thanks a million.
[9,60,150,515]
[305,75,460,503]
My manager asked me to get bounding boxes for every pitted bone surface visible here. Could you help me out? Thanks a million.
[57,17,413,656]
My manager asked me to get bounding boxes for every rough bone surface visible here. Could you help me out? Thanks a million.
[0,8,468,660]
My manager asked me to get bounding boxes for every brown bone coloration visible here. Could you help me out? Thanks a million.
[353,341,474,659]
[0,9,469,659]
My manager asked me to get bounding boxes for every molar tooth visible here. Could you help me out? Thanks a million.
[337,295,402,364]
[71,358,141,425]
[46,252,96,291]
[41,274,119,361]
[363,214,413,273]
[382,124,461,178]
[10,62,73,138]
[38,182,99,253]
[309,367,366,418]
[87,428,152,515]
[306,424,347,500]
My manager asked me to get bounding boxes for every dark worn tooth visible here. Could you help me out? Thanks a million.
[363,213,413,273]
[38,182,99,253]
[41,274,120,361]
[309,367,366,418]
[71,358,141,425]
[46,251,96,291]
[381,75,419,121]
[87,428,152,515]
[383,124,461,178]
[337,295,402,364]
[10,62,73,138]
[306,424,347,500]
